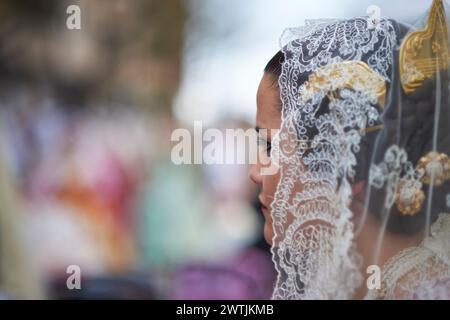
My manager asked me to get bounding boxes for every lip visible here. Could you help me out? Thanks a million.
[258,196,268,210]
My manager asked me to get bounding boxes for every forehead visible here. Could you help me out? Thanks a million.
[256,73,282,132]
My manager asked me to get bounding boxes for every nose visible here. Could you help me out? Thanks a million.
[249,162,262,185]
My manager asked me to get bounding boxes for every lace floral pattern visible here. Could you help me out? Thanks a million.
[369,145,424,210]
[366,214,450,300]
[271,18,397,300]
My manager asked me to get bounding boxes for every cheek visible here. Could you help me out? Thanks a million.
[264,222,273,245]
[261,173,279,245]
[262,172,280,203]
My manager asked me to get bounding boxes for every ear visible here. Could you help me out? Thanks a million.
[352,180,366,198]
[350,181,367,219]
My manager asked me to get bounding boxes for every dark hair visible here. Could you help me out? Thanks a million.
[365,71,450,235]
[264,51,285,79]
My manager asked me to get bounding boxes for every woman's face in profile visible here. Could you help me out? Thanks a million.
[249,72,282,245]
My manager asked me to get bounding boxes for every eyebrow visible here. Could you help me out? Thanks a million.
[255,127,273,141]
[255,126,269,135]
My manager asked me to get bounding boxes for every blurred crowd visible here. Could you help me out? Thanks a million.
[0,0,275,299]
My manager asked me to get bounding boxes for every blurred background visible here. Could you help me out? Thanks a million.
[0,0,434,299]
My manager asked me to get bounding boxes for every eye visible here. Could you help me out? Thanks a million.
[265,141,272,156]
[257,135,272,157]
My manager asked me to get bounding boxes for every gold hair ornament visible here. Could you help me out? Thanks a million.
[395,179,426,216]
[416,151,450,186]
[400,0,450,94]
[395,151,450,216]
[301,61,387,109]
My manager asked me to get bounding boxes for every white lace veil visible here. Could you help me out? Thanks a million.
[269,0,450,299]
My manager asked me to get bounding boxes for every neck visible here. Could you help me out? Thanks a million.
[352,209,424,299]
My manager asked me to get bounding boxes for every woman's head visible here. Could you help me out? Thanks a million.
[249,51,284,245]
[251,2,450,299]
[253,45,450,246]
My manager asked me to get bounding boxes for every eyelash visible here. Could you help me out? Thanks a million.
[257,136,272,156]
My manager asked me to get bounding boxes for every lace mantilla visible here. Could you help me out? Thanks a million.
[271,17,397,300]
[366,214,450,299]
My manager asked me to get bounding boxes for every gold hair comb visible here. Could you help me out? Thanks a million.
[301,60,387,109]
[400,0,450,94]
